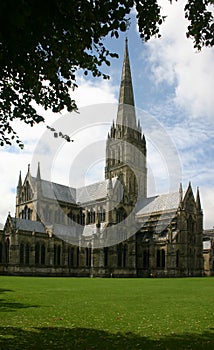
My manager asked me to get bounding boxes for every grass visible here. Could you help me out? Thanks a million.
[0,276,213,349]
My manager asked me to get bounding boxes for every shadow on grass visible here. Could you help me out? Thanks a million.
[0,326,213,350]
[0,288,14,294]
[0,301,40,312]
[0,289,39,312]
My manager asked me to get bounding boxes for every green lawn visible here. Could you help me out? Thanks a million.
[0,277,213,349]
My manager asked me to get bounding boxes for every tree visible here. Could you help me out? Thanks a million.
[0,0,213,148]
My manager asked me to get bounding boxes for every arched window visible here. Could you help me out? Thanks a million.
[117,243,123,267]
[129,177,132,192]
[35,242,40,265]
[27,208,31,220]
[20,243,24,265]
[117,244,127,268]
[157,249,165,268]
[143,249,149,268]
[92,211,96,224]
[25,244,30,265]
[80,211,85,225]
[157,250,161,268]
[26,181,32,201]
[104,247,108,267]
[162,250,165,268]
[100,208,106,222]
[68,247,74,267]
[103,208,106,222]
[123,244,127,267]
[85,247,91,267]
[41,244,46,265]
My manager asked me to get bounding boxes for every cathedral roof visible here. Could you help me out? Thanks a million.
[32,176,117,205]
[41,179,76,203]
[76,178,117,204]
[10,217,45,233]
[136,191,180,217]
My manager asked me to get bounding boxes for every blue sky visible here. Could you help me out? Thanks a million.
[0,1,213,228]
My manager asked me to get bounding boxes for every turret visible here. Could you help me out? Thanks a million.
[196,187,202,213]
[16,171,22,206]
[179,183,183,209]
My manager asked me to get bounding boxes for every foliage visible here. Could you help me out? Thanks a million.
[0,277,214,349]
[0,0,213,148]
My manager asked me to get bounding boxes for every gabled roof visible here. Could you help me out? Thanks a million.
[31,176,118,205]
[10,217,45,233]
[41,179,76,203]
[136,192,180,217]
[76,178,117,204]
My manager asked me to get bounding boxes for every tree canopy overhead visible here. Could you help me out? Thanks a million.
[0,0,213,148]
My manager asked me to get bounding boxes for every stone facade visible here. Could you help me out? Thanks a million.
[0,41,204,277]
[203,229,214,276]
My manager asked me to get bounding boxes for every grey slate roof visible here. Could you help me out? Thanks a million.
[41,179,76,203]
[136,192,180,216]
[77,178,117,204]
[31,176,117,205]
[11,218,45,233]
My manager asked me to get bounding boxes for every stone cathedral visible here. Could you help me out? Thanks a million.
[0,42,204,277]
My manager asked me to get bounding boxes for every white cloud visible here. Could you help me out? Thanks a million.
[0,79,117,225]
[72,77,117,107]
[139,0,214,229]
[200,186,214,229]
[148,0,214,120]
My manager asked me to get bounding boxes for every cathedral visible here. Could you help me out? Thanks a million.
[0,41,204,277]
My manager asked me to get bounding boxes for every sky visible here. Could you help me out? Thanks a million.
[0,0,213,229]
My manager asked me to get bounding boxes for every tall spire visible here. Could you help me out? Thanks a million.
[116,39,137,130]
[119,38,135,106]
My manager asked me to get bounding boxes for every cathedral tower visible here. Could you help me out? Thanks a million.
[105,39,147,201]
